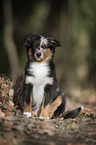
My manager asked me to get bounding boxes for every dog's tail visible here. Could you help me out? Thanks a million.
[62,106,84,119]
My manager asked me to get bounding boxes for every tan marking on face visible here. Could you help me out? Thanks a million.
[40,95,62,119]
[41,42,45,47]
[35,42,38,47]
[28,48,33,61]
[41,48,52,63]
[28,48,52,63]
[28,48,38,62]
[27,37,31,41]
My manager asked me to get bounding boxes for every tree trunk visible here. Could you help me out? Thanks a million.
[3,0,19,75]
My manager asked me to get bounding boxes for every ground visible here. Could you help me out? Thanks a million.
[0,74,96,145]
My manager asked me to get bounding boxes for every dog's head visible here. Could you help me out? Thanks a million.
[23,34,60,62]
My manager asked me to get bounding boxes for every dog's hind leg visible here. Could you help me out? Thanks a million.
[51,92,83,119]
[51,93,66,119]
[39,94,65,119]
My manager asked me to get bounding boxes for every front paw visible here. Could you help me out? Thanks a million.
[23,112,31,117]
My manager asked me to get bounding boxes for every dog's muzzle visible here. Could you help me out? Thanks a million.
[34,51,44,61]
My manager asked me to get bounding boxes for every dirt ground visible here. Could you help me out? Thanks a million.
[0,75,96,145]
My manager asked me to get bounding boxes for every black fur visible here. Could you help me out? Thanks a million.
[13,34,82,119]
[51,92,66,119]
[64,107,82,119]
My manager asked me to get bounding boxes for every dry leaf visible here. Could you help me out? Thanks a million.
[36,121,49,129]
[2,121,13,129]
[0,109,5,117]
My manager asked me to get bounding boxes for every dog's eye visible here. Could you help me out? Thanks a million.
[41,43,45,48]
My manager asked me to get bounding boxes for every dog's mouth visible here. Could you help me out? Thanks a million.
[35,57,43,61]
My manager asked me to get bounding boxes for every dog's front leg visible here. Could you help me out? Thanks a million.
[22,83,32,117]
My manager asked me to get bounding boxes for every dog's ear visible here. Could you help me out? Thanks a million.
[22,34,36,47]
[46,36,61,48]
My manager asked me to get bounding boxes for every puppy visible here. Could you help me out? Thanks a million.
[14,34,83,119]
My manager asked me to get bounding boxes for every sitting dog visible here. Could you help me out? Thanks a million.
[14,34,83,119]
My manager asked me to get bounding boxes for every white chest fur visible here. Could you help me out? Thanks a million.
[28,62,50,85]
[25,62,53,115]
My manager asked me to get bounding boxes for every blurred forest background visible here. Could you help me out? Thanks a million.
[0,0,96,89]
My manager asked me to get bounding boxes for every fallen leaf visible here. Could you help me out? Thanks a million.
[0,141,12,145]
[2,121,13,129]
[36,121,49,129]
[71,122,79,129]
[0,109,5,117]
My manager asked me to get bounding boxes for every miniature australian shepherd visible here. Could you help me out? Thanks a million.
[14,34,83,119]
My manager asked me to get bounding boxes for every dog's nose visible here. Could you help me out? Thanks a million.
[36,52,41,57]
